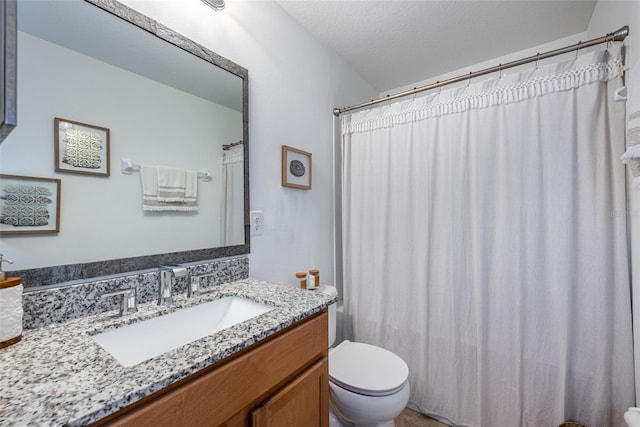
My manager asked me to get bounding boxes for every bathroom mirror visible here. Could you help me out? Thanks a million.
[0,0,17,144]
[0,0,249,286]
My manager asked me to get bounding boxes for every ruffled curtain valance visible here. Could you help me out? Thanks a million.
[342,46,624,135]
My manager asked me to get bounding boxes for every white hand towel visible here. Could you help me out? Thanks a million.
[157,166,186,202]
[140,165,158,206]
[140,165,197,212]
[185,170,198,204]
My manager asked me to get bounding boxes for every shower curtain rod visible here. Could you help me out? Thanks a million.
[333,25,629,116]
[222,140,243,150]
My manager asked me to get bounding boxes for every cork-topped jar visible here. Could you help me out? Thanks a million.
[296,272,308,289]
[308,269,320,290]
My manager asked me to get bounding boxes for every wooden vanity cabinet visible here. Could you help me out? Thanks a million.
[251,360,328,427]
[96,309,329,427]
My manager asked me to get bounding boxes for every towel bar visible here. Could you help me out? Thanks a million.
[121,158,212,182]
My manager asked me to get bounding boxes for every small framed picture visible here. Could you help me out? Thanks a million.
[0,174,61,234]
[282,145,312,190]
[54,117,110,176]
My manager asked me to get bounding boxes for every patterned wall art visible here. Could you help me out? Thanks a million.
[0,175,61,234]
[282,145,312,190]
[54,118,110,176]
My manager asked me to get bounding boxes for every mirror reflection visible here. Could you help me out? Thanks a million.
[0,0,248,277]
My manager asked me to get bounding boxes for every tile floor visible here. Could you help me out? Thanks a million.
[395,408,449,427]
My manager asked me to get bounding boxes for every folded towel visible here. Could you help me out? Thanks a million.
[185,169,198,203]
[157,166,186,202]
[621,110,640,188]
[140,165,197,212]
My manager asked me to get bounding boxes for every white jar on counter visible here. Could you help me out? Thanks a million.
[308,269,320,290]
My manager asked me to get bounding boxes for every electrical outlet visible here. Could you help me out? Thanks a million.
[250,211,264,236]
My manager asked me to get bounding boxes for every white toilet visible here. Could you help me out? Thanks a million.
[320,285,411,427]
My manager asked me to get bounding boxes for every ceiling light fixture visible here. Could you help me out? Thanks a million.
[201,0,225,11]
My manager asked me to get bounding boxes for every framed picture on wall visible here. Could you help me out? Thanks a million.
[0,174,61,234]
[54,117,110,176]
[282,145,312,190]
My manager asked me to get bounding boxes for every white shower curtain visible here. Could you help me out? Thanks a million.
[221,144,244,245]
[341,46,633,427]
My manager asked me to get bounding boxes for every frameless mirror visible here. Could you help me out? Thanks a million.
[0,0,249,286]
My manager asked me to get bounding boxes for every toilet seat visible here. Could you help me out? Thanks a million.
[329,340,409,397]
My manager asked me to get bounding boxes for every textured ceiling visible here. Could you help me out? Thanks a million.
[276,0,597,93]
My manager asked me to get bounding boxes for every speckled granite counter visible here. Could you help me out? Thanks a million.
[0,279,336,426]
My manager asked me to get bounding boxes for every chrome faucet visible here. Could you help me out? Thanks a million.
[101,287,138,316]
[158,265,189,306]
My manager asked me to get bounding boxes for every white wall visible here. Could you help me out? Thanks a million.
[117,0,377,286]
[386,33,589,96]
[0,31,243,270]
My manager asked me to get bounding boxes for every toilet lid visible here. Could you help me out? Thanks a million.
[329,341,409,397]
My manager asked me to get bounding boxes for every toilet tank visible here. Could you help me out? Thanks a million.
[319,285,338,347]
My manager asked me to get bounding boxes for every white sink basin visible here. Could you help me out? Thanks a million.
[90,296,275,367]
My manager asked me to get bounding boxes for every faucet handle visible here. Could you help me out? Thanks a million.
[102,287,138,316]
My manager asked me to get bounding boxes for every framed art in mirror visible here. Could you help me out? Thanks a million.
[282,145,312,190]
[0,0,17,144]
[0,174,61,235]
[54,118,110,177]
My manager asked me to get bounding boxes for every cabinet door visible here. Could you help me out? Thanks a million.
[252,359,328,427]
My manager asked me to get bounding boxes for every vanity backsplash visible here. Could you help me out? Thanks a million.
[22,256,248,329]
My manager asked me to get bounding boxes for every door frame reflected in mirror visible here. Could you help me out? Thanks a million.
[0,0,17,144]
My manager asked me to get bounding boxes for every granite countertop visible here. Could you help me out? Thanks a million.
[0,279,336,426]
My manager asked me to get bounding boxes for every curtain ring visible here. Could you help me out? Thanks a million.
[575,41,581,59]
[412,88,417,101]
[498,64,502,80]
[530,53,540,76]
[467,72,472,87]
